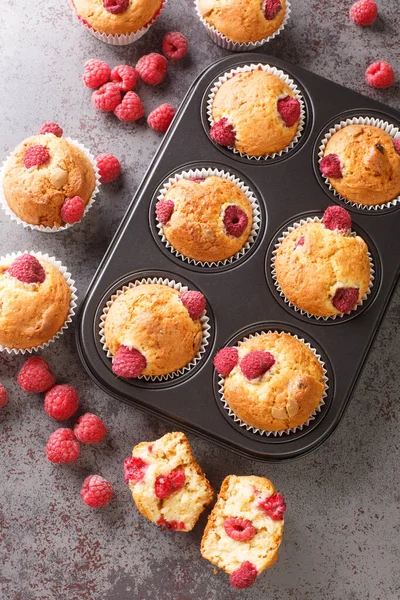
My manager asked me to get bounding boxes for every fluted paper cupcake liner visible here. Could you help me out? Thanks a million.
[0,251,77,355]
[0,134,101,232]
[207,63,305,161]
[195,0,291,51]
[318,116,400,211]
[217,330,328,437]
[99,277,210,381]
[155,167,261,267]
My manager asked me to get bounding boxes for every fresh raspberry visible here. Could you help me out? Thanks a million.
[8,254,46,284]
[350,0,377,26]
[92,83,121,112]
[155,468,186,499]
[394,138,400,156]
[112,345,147,378]
[179,291,206,320]
[0,384,7,408]
[46,428,80,464]
[114,92,144,122]
[258,493,286,520]
[81,475,113,508]
[366,61,395,89]
[74,413,106,444]
[147,104,175,133]
[38,122,63,137]
[136,53,168,86]
[294,235,305,249]
[223,205,248,237]
[60,196,85,224]
[124,457,148,484]
[240,351,275,380]
[110,65,137,92]
[102,0,129,14]
[209,117,236,147]
[83,59,111,89]
[96,153,121,183]
[17,356,55,393]
[162,32,188,61]
[277,96,300,127]
[213,347,239,377]
[320,153,343,179]
[155,199,174,224]
[264,0,282,20]
[323,206,352,232]
[23,145,50,169]
[157,517,186,531]
[44,384,79,421]
[230,562,258,589]
[224,517,256,542]
[332,287,359,313]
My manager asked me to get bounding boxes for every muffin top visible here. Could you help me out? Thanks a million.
[73,0,163,36]
[215,332,325,432]
[197,0,286,44]
[0,254,71,350]
[274,207,371,317]
[104,284,205,377]
[320,124,400,206]
[210,69,301,157]
[156,176,253,263]
[2,134,96,228]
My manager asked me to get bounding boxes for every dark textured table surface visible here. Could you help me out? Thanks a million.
[1,1,399,599]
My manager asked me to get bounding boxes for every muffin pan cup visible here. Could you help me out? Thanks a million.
[77,54,400,462]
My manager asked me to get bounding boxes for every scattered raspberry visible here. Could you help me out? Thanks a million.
[38,122,63,137]
[8,254,46,284]
[102,0,129,14]
[394,138,400,156]
[277,96,300,127]
[60,196,85,224]
[147,104,175,132]
[162,32,188,60]
[258,493,286,520]
[113,345,147,378]
[230,562,258,589]
[83,59,111,89]
[323,206,352,232]
[224,517,256,542]
[223,205,248,237]
[240,351,275,380]
[155,199,174,224]
[96,153,121,183]
[209,117,236,147]
[124,457,148,484]
[320,153,343,179]
[157,517,186,530]
[92,83,121,112]
[46,428,80,463]
[74,413,106,444]
[155,468,186,499]
[114,92,144,122]
[264,0,282,20]
[136,53,168,86]
[110,65,137,92]
[332,287,359,313]
[17,356,55,393]
[23,145,50,169]
[214,347,239,377]
[0,384,7,408]
[294,235,305,249]
[44,384,79,421]
[350,0,377,26]
[179,290,206,320]
[81,475,113,508]
[366,61,395,89]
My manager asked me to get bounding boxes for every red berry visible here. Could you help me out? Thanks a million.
[162,32,188,61]
[214,347,239,377]
[323,206,352,232]
[114,92,144,122]
[240,351,275,380]
[264,0,282,20]
[102,0,129,15]
[80,475,113,507]
[169,468,186,491]
[277,96,301,127]
[224,517,256,542]
[223,205,248,238]
[155,199,174,224]
[0,384,8,408]
[155,468,186,499]
[124,457,148,484]
[74,413,107,444]
[230,562,258,589]
[17,356,55,393]
[210,117,236,147]
[320,153,343,179]
[44,384,79,421]
[23,145,50,169]
[38,122,63,137]
[366,61,395,89]
[258,493,286,520]
[332,287,359,313]
[60,196,85,224]
[83,59,111,89]
[394,138,400,156]
[136,53,168,86]
[112,345,147,378]
[110,65,137,92]
[157,517,186,530]
[8,254,46,284]
[92,83,121,112]
[96,153,121,183]
[179,290,206,320]
[189,178,205,183]
[350,0,377,26]
[294,235,305,249]
[46,428,80,464]
[147,104,175,133]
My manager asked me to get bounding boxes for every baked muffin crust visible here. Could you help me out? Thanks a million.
[73,0,163,36]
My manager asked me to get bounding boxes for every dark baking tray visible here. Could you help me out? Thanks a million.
[76,54,400,461]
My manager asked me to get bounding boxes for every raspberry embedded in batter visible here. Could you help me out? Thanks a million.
[112,345,147,378]
[124,456,148,484]
[230,561,258,589]
[264,0,282,20]
[277,96,300,127]
[102,0,129,14]
[224,517,256,542]
[258,493,286,520]
[294,235,305,249]
[155,468,186,499]
[7,254,46,284]
[213,347,239,377]
[179,290,206,320]
[157,517,186,531]
[332,286,359,313]
[209,117,236,147]
[155,199,174,224]
[240,350,275,380]
[320,153,343,179]
[223,205,249,238]
[23,145,50,169]
[323,206,352,232]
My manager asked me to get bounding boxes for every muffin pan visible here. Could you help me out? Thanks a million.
[77,54,400,461]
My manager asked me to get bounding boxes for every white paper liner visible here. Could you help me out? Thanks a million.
[155,167,261,267]
[318,116,400,211]
[0,134,101,232]
[270,216,375,320]
[71,0,167,45]
[0,251,77,355]
[99,277,211,381]
[217,330,329,437]
[207,64,305,161]
[195,0,291,51]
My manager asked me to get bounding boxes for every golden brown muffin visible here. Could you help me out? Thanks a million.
[221,332,325,432]
[198,0,286,44]
[321,124,400,206]
[158,176,253,263]
[124,432,214,531]
[73,0,163,36]
[0,255,71,350]
[2,134,96,228]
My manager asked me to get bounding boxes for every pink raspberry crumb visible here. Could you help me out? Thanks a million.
[114,92,144,122]
[213,347,239,377]
[124,457,149,484]
[110,65,137,92]
[223,205,248,237]
[147,104,175,133]
[23,145,50,169]
[81,475,113,508]
[320,153,343,179]
[224,517,256,542]
[83,59,111,88]
[394,139,400,156]
[277,96,300,127]
[240,351,275,380]
[264,0,282,20]
[294,235,305,249]
[332,287,359,313]
[44,384,79,421]
[8,254,46,284]
[46,428,80,464]
[17,357,55,393]
[113,346,147,378]
[102,0,129,15]
[60,196,85,224]
[230,561,258,589]
[136,53,168,86]
[155,199,174,224]
[162,32,188,61]
[96,153,121,183]
[92,83,121,112]
[323,206,352,232]
[179,290,206,320]
[157,517,186,531]
[258,493,286,520]
[210,117,236,147]
[366,61,395,89]
[74,413,107,444]
[0,384,7,408]
[350,0,377,26]
[38,122,63,137]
